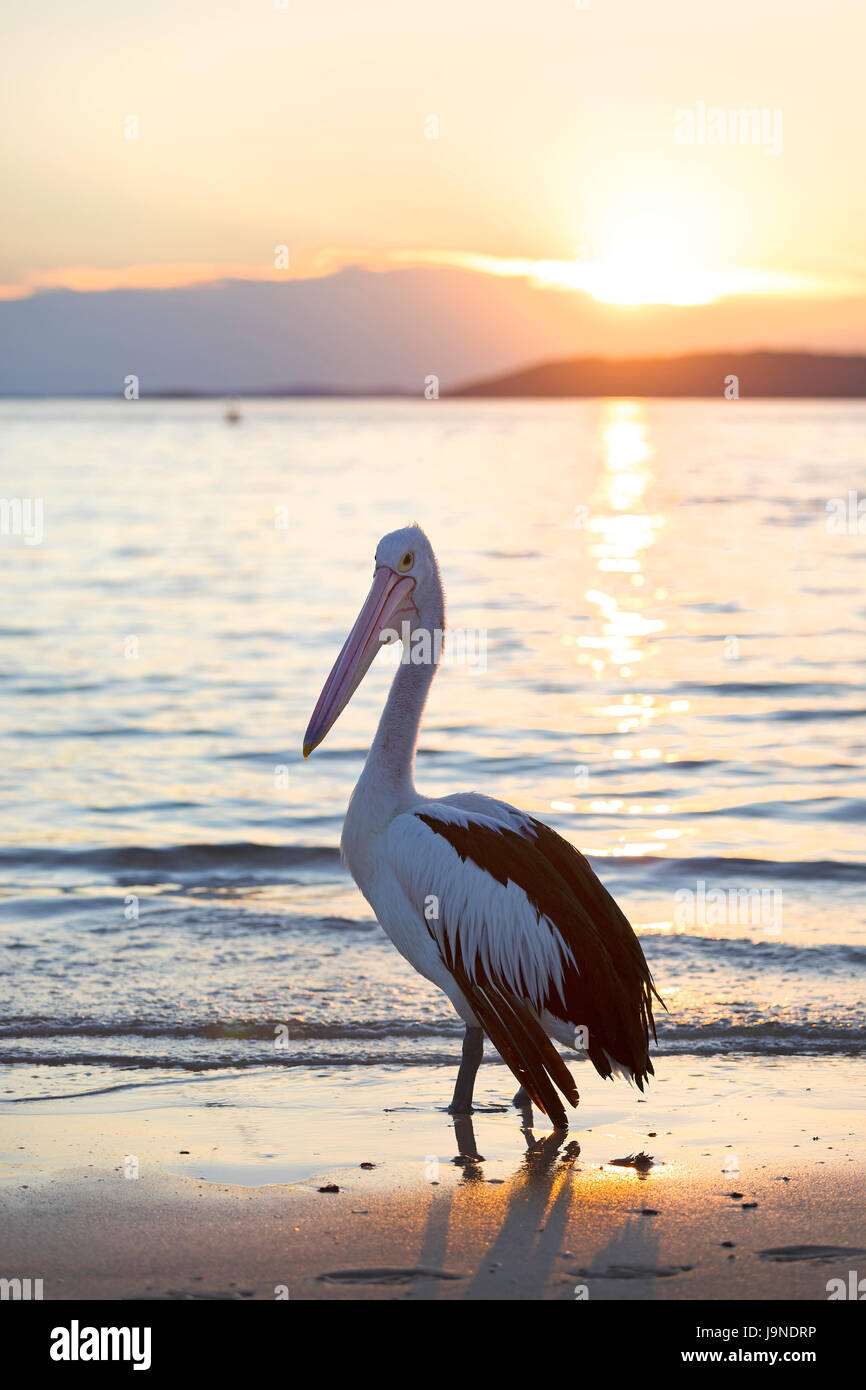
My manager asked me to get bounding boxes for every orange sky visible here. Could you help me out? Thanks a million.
[2,0,864,338]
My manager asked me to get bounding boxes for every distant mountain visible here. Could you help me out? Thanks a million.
[2,265,866,396]
[456,350,866,398]
[0,266,588,397]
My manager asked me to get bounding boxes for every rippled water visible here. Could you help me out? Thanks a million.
[1,397,864,1100]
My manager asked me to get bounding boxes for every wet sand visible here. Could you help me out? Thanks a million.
[2,1055,864,1300]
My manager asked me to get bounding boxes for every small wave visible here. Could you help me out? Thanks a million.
[0,1017,456,1042]
[641,935,866,973]
[1,843,862,885]
[2,1030,863,1071]
[1,1014,863,1067]
[631,855,866,883]
[5,725,229,740]
[690,797,866,823]
[656,1023,866,1055]
[0,842,342,876]
[768,708,866,723]
[669,680,859,697]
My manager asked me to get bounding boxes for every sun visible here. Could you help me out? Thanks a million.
[584,212,714,305]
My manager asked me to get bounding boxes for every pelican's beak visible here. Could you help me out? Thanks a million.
[303,567,416,757]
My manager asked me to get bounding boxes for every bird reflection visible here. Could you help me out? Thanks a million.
[450,1114,485,1180]
[450,1111,580,1186]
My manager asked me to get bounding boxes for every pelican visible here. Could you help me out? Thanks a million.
[303,525,662,1127]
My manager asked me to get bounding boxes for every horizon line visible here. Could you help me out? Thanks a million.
[3,346,866,403]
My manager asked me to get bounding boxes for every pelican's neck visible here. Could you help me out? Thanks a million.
[356,653,437,820]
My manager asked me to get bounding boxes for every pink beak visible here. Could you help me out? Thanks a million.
[303,567,416,757]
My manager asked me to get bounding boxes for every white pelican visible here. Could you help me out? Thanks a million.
[303,525,662,1127]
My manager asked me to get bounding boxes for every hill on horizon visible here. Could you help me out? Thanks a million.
[455,349,866,398]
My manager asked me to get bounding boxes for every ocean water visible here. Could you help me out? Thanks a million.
[1,397,864,1105]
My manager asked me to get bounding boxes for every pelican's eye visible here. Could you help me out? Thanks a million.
[397,551,414,573]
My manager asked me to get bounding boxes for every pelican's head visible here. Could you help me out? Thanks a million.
[303,525,444,757]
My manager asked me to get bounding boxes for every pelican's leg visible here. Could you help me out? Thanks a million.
[448,1026,484,1114]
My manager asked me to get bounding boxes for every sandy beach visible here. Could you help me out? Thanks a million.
[3,1054,864,1301]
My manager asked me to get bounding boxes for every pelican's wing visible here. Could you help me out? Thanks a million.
[387,797,661,1125]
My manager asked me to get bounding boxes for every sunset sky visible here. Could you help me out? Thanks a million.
[2,0,864,336]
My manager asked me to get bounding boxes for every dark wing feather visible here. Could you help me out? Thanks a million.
[436,910,577,1127]
[418,811,664,1091]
